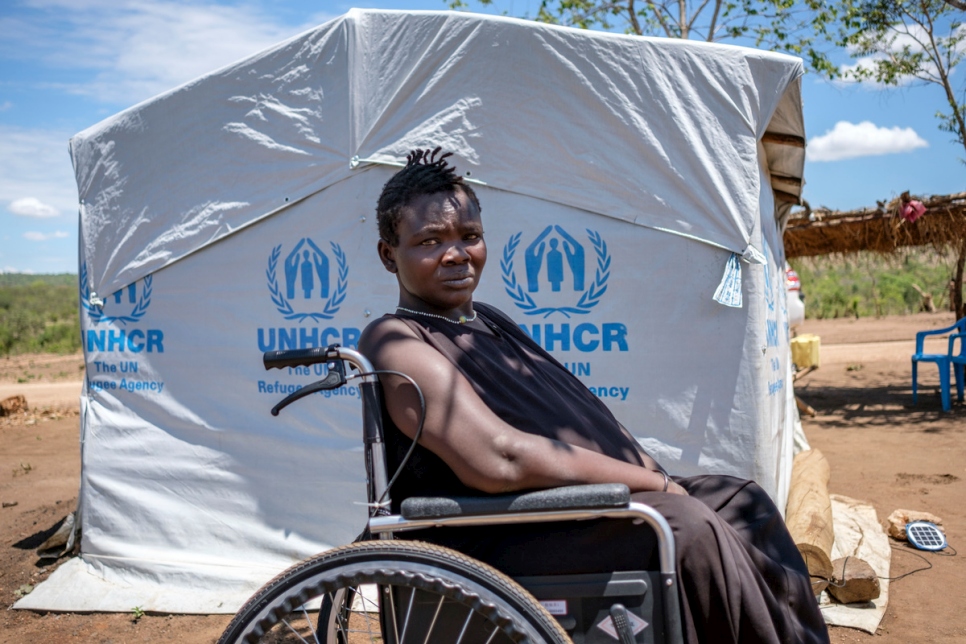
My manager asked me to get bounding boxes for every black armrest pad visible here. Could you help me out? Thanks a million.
[400,483,631,520]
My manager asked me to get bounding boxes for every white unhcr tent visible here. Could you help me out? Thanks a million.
[19,9,806,613]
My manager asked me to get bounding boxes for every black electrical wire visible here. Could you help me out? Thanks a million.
[349,369,426,508]
[816,542,957,599]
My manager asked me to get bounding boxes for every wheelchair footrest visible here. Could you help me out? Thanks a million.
[515,571,665,644]
[400,483,631,519]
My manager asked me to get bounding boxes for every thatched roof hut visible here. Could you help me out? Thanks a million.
[783,191,966,259]
[783,190,966,318]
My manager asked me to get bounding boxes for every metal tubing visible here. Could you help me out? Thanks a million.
[334,348,377,382]
[369,501,676,575]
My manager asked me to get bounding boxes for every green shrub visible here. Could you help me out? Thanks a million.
[0,274,81,355]
[790,249,958,319]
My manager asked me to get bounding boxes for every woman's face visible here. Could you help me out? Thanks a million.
[378,188,486,316]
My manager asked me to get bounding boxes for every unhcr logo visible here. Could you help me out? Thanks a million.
[80,262,164,360]
[258,238,360,353]
[267,237,348,322]
[80,263,152,325]
[502,227,626,354]
[502,225,610,318]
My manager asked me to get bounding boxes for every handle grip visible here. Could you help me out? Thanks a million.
[263,346,339,370]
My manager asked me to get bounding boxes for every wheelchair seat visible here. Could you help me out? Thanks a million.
[371,483,683,643]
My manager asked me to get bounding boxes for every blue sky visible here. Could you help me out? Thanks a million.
[1,0,963,273]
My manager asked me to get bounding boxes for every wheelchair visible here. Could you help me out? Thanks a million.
[218,346,684,644]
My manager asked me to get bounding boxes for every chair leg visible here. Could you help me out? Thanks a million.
[955,363,965,403]
[940,362,951,412]
[912,360,918,405]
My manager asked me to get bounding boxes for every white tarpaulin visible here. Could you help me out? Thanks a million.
[18,9,805,612]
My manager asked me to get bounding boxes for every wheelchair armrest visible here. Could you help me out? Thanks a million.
[400,483,631,520]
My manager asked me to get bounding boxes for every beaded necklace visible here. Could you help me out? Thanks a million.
[396,306,478,325]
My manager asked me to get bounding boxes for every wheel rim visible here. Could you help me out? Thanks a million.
[234,562,550,643]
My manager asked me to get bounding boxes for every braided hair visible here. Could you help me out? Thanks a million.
[376,147,480,246]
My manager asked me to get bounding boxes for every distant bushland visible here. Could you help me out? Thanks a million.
[0,256,959,354]
[790,249,958,319]
[0,273,81,355]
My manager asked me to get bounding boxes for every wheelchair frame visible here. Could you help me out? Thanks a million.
[219,345,684,644]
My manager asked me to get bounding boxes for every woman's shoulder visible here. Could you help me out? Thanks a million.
[359,314,420,356]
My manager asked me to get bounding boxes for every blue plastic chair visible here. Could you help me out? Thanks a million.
[951,331,966,404]
[912,317,966,412]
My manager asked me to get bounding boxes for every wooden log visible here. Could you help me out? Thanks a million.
[795,395,816,418]
[785,449,834,595]
[828,557,880,604]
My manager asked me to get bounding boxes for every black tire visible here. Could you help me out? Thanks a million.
[218,540,571,644]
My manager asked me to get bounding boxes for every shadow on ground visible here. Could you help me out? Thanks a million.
[796,382,966,430]
[13,515,67,550]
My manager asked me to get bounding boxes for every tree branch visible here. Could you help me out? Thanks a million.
[644,0,675,37]
[705,0,724,41]
[626,0,643,35]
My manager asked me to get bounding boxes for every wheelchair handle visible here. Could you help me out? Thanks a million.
[264,346,341,370]
[263,345,389,508]
[263,346,377,381]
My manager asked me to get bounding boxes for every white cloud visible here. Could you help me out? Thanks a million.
[3,0,333,105]
[838,23,966,86]
[1,267,36,274]
[0,101,12,111]
[0,126,78,217]
[23,230,70,241]
[10,197,60,218]
[807,121,929,162]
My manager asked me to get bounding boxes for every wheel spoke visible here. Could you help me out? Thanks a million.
[483,624,500,644]
[387,584,400,644]
[281,617,312,644]
[299,604,319,644]
[455,605,475,644]
[399,586,416,644]
[420,595,445,644]
[359,587,379,643]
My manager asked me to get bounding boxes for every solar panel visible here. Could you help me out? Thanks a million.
[906,521,947,551]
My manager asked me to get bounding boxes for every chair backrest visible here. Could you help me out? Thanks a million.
[950,330,966,360]
[915,317,966,354]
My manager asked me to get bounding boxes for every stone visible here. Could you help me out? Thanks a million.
[0,394,28,416]
[828,556,880,604]
[887,509,944,540]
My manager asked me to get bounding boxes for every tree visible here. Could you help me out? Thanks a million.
[836,0,966,317]
[448,0,843,74]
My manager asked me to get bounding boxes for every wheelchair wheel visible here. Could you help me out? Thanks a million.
[218,540,570,644]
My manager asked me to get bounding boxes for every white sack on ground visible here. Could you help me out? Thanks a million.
[820,494,891,634]
[20,9,805,612]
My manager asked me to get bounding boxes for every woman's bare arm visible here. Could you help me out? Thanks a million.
[359,317,686,495]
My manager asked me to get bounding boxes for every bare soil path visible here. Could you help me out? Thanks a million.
[1,312,964,642]
[797,312,966,643]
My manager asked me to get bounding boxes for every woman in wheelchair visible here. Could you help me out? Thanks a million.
[358,148,829,644]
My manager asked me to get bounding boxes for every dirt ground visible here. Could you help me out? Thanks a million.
[1,313,965,643]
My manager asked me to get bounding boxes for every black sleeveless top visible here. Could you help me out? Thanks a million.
[382,302,650,510]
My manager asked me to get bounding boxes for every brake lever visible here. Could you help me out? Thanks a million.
[270,360,347,416]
